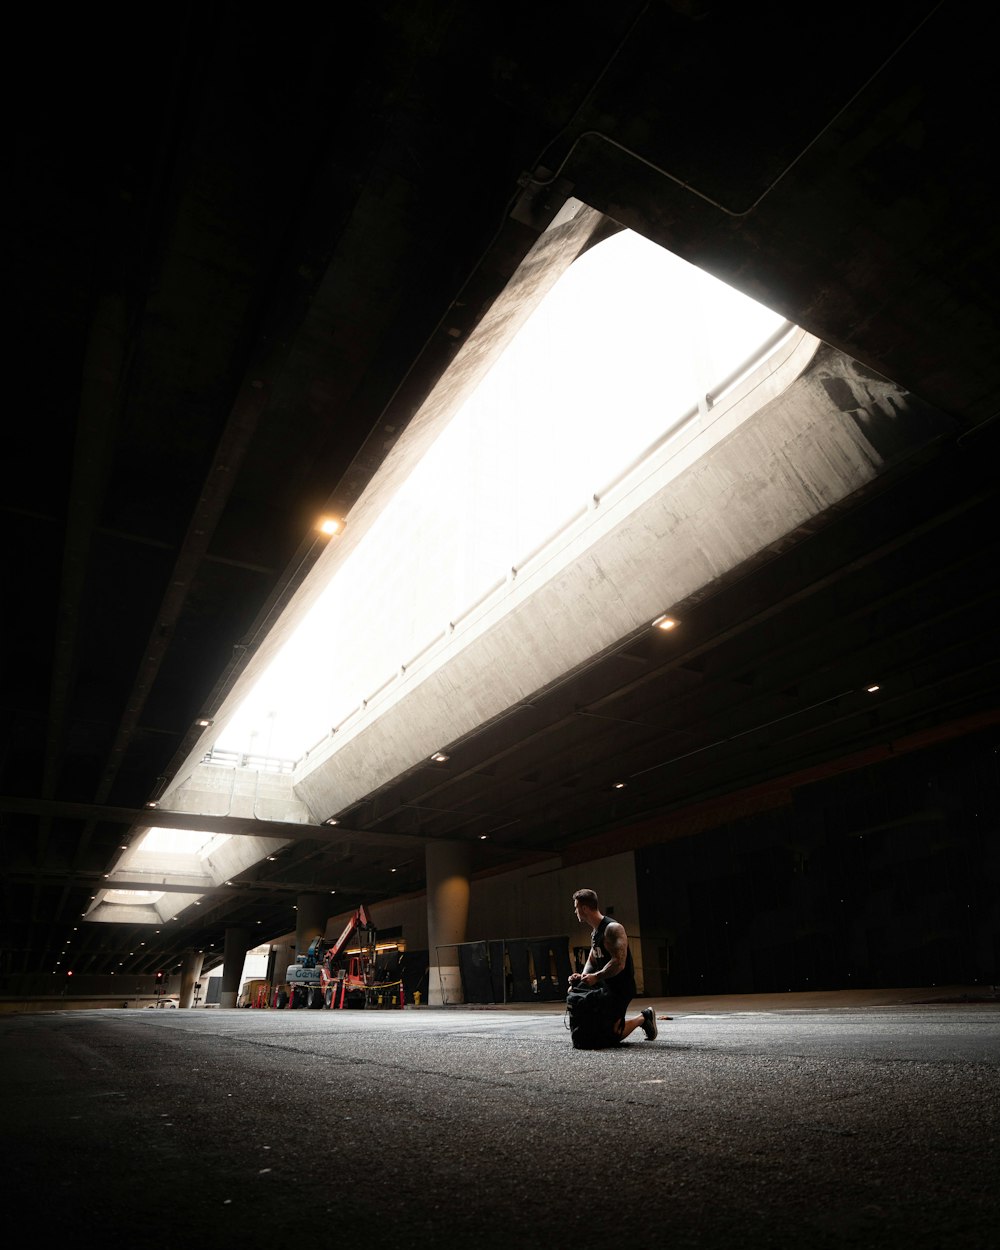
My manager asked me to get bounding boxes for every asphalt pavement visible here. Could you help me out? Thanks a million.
[1,991,997,1249]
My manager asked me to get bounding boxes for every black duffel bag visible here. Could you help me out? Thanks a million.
[565,983,617,1049]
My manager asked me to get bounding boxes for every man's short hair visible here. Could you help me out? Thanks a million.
[573,888,599,910]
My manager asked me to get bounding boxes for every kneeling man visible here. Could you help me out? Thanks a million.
[569,888,657,1046]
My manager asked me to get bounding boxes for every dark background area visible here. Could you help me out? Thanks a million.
[637,730,998,994]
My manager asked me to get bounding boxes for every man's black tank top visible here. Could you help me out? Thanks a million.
[591,914,636,1000]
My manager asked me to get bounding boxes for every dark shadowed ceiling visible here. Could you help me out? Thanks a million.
[4,1,998,980]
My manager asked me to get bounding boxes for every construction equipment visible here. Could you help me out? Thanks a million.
[237,978,271,1008]
[285,904,378,1009]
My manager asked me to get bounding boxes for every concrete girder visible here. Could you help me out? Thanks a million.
[292,334,953,828]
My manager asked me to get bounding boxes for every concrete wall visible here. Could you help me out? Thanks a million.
[470,851,644,992]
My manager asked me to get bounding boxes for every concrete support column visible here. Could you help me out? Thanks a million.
[219,927,250,1009]
[426,841,471,1005]
[295,893,329,957]
[178,950,204,1009]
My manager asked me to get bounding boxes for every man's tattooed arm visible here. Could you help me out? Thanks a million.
[588,922,627,981]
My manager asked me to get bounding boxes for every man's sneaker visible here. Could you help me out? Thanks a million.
[641,1006,658,1041]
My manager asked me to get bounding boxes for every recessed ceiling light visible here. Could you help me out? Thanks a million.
[430,752,449,763]
[613,781,626,790]
[196,717,213,728]
[145,800,158,808]
[866,684,881,693]
[323,817,339,826]
[652,615,678,631]
[317,516,343,536]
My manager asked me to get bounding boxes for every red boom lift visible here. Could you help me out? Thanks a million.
[285,904,379,1009]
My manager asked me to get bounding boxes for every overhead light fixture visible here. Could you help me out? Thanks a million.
[479,834,489,840]
[145,800,158,809]
[652,615,678,631]
[866,684,881,693]
[196,717,213,728]
[317,516,343,537]
[323,817,339,826]
[613,781,627,790]
[430,751,449,763]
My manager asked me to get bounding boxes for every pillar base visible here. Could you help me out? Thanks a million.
[219,991,238,1009]
[429,965,464,1006]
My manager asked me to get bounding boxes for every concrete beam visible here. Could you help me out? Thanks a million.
[0,796,452,849]
[293,335,954,822]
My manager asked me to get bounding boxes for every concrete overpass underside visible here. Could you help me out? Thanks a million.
[3,2,997,1005]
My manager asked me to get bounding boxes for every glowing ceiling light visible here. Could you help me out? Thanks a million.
[652,615,678,631]
[318,517,343,536]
